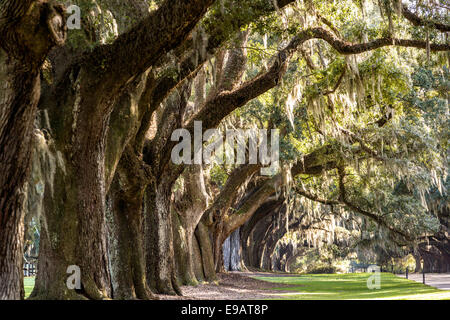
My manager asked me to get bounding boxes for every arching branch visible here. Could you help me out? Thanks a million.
[294,186,340,206]
[83,0,215,96]
[301,27,450,54]
[337,167,413,242]
[401,4,450,32]
[191,26,449,130]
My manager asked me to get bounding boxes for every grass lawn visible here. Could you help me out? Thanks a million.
[253,273,450,300]
[24,277,35,298]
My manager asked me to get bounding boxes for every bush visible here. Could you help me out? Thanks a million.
[308,266,337,274]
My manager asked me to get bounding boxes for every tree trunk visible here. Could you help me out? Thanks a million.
[192,233,205,281]
[195,221,217,281]
[107,174,153,300]
[29,145,84,299]
[0,0,65,299]
[173,211,198,285]
[222,236,231,272]
[30,0,215,300]
[172,165,210,285]
[30,139,111,299]
[145,180,180,295]
[222,228,242,272]
[32,77,112,299]
[0,55,37,299]
[229,228,242,271]
[212,221,226,273]
[413,251,422,273]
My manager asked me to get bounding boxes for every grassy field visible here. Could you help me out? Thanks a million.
[253,273,450,300]
[24,277,35,298]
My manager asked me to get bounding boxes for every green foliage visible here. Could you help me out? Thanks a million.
[291,246,351,274]
[240,0,448,257]
[210,164,229,188]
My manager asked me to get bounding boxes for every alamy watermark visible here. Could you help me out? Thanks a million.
[171,121,280,176]
[66,5,81,30]
[66,265,81,290]
[366,265,381,290]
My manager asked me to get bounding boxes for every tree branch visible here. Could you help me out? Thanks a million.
[0,0,35,23]
[190,26,449,131]
[337,167,413,242]
[304,27,450,54]
[334,124,385,161]
[294,186,340,205]
[203,164,261,227]
[118,0,298,139]
[84,0,215,95]
[401,4,450,32]
[135,0,297,159]
[323,68,346,96]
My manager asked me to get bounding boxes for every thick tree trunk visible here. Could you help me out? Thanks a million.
[413,251,422,273]
[0,0,65,299]
[222,228,242,271]
[195,221,217,281]
[0,55,38,300]
[107,173,153,300]
[30,100,113,299]
[143,80,194,295]
[32,67,115,299]
[192,233,205,281]
[173,212,198,285]
[172,165,210,285]
[76,118,113,299]
[30,140,112,299]
[222,236,231,271]
[145,180,180,295]
[29,146,85,299]
[229,228,242,271]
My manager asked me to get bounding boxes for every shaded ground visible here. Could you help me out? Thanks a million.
[159,272,300,300]
[397,273,450,290]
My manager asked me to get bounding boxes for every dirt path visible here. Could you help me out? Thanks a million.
[397,273,450,290]
[157,272,299,300]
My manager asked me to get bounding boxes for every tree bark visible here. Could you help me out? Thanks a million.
[145,179,181,295]
[172,165,210,285]
[222,228,242,271]
[29,141,89,299]
[222,236,231,271]
[195,221,217,281]
[0,0,65,300]
[173,212,198,285]
[107,147,153,299]
[31,95,113,299]
[0,53,36,300]
[192,232,205,281]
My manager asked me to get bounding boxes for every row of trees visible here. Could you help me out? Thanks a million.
[0,0,448,299]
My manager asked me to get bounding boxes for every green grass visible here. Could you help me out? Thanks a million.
[253,273,450,300]
[24,277,35,298]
